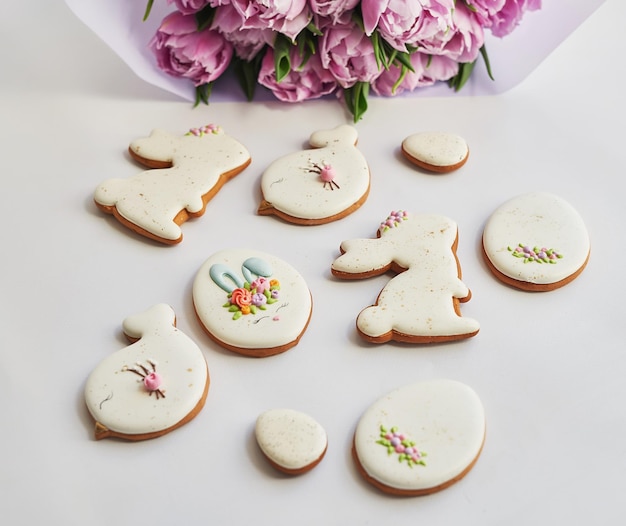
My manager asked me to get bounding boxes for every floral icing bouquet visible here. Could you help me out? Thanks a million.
[144,0,541,120]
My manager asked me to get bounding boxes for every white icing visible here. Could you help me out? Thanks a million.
[402,132,468,168]
[259,125,370,221]
[84,304,208,437]
[193,249,312,354]
[255,409,327,471]
[94,128,250,241]
[483,192,590,286]
[332,212,479,341]
[354,379,485,492]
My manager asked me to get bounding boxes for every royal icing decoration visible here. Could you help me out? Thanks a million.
[94,125,251,244]
[483,192,590,290]
[377,426,427,468]
[401,132,469,173]
[258,125,370,224]
[509,244,563,264]
[255,409,328,474]
[332,211,479,343]
[353,380,485,495]
[193,249,312,356]
[84,304,209,440]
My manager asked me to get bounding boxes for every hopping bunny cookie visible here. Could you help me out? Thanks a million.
[258,125,370,224]
[332,210,479,343]
[94,125,251,244]
[84,304,209,440]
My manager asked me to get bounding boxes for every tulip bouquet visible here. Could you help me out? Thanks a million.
[144,0,541,121]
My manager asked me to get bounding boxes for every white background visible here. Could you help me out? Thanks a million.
[2,1,624,524]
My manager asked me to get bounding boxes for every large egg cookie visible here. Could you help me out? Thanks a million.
[193,249,312,357]
[84,304,209,441]
[94,125,251,244]
[401,132,469,173]
[353,380,485,496]
[257,125,370,225]
[255,409,328,475]
[332,210,479,343]
[482,192,590,291]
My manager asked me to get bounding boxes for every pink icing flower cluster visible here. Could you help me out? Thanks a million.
[225,278,281,320]
[185,124,223,136]
[379,209,408,233]
[508,243,563,264]
[377,425,426,467]
[146,1,541,120]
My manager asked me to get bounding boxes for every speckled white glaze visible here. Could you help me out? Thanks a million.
[354,379,485,493]
[402,132,468,169]
[255,409,328,471]
[94,127,250,242]
[84,304,209,438]
[483,192,590,286]
[259,125,370,222]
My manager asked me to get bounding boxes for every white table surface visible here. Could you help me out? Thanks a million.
[2,1,624,524]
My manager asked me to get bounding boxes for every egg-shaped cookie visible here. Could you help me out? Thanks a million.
[353,379,485,496]
[401,132,469,173]
[482,192,590,291]
[193,249,312,357]
[255,409,328,474]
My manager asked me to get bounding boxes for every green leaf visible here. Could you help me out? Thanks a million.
[194,83,212,106]
[448,60,476,92]
[273,35,293,82]
[143,0,154,21]
[195,5,216,31]
[233,54,262,101]
[344,82,369,123]
[479,44,494,81]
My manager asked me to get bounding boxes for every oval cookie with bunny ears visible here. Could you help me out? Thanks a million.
[257,124,370,224]
[84,304,209,441]
[353,379,486,496]
[193,249,313,357]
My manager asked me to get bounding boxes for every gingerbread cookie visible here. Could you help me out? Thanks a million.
[482,192,590,291]
[257,124,370,224]
[353,379,486,496]
[332,210,479,343]
[94,125,251,244]
[193,249,313,357]
[84,304,209,441]
[401,132,469,173]
[255,409,328,475]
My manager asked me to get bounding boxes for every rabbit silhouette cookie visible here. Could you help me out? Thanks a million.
[84,304,209,440]
[193,249,313,357]
[258,124,370,224]
[332,210,479,343]
[94,125,251,244]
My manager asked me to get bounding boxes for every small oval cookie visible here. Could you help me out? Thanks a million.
[401,132,469,173]
[84,304,210,441]
[255,409,328,475]
[482,192,590,291]
[353,380,485,496]
[193,249,312,357]
[258,125,370,224]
